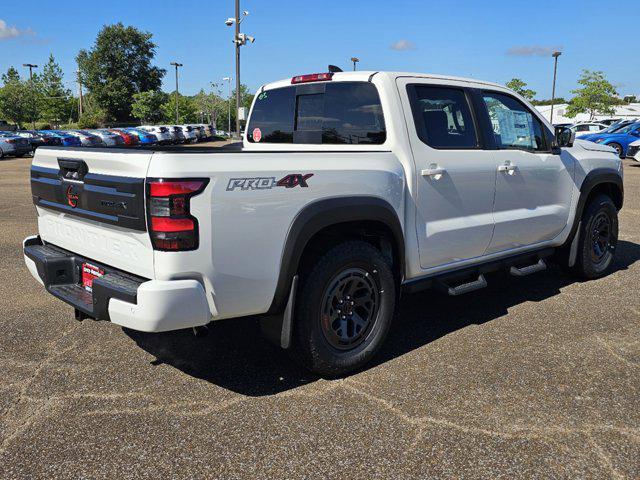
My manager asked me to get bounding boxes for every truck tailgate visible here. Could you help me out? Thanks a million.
[30,148,155,279]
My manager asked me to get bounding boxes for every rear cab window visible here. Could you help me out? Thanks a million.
[247,81,386,145]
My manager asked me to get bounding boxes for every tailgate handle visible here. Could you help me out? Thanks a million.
[58,159,88,181]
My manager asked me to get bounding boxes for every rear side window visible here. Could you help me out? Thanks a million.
[247,82,386,145]
[408,85,479,149]
[481,92,547,152]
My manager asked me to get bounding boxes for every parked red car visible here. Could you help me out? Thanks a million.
[108,129,140,146]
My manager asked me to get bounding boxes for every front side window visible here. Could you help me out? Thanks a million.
[482,92,547,152]
[247,82,385,144]
[408,85,478,149]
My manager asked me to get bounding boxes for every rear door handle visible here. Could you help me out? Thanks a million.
[421,165,446,178]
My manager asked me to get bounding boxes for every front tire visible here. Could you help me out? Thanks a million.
[292,241,396,377]
[609,142,624,158]
[573,194,618,279]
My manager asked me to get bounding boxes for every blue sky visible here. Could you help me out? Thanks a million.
[1,0,638,99]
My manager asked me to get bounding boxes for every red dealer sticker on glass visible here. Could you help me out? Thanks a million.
[252,127,262,142]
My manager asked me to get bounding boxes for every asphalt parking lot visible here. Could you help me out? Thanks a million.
[1,155,639,479]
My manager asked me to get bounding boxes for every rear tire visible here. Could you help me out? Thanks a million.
[291,241,396,378]
[572,194,618,279]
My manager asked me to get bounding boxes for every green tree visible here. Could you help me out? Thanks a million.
[37,54,72,125]
[162,93,197,124]
[132,90,168,124]
[531,98,567,106]
[0,67,39,128]
[2,67,20,84]
[77,23,165,122]
[505,78,536,100]
[566,70,620,119]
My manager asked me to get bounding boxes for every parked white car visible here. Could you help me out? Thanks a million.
[23,70,623,377]
[0,132,31,157]
[628,139,640,161]
[65,130,105,147]
[167,126,186,144]
[0,134,18,158]
[90,130,125,147]
[571,122,607,137]
[139,126,172,145]
[178,125,198,143]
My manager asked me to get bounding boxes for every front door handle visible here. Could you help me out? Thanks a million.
[498,162,517,175]
[421,165,446,179]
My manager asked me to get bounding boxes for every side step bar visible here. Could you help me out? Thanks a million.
[436,274,487,296]
[510,259,547,277]
[403,247,555,296]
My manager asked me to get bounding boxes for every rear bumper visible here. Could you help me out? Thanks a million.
[23,235,211,332]
[14,146,32,156]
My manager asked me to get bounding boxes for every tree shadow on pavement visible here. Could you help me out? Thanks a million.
[125,240,640,397]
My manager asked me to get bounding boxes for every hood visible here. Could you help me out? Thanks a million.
[575,139,616,154]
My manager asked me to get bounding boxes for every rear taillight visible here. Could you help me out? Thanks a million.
[146,178,209,251]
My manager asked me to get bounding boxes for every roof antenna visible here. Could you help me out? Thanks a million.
[328,65,343,73]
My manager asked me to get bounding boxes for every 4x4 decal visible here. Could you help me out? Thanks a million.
[227,174,313,191]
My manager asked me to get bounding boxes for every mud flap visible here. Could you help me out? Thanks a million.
[259,275,298,349]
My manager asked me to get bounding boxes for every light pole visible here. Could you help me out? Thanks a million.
[23,63,38,128]
[76,70,84,118]
[223,76,232,137]
[226,4,254,139]
[550,51,562,125]
[170,62,183,124]
[351,57,359,71]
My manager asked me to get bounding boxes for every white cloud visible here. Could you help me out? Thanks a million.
[390,40,416,51]
[506,45,563,57]
[0,19,34,40]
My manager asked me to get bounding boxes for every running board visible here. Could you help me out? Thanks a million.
[436,274,487,296]
[510,259,547,277]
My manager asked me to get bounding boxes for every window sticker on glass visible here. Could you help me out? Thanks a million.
[483,92,545,152]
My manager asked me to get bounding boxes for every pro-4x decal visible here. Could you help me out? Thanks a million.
[226,173,314,191]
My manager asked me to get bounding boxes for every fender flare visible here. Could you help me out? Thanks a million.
[266,196,404,315]
[566,168,623,266]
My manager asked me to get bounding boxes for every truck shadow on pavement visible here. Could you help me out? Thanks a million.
[125,240,640,397]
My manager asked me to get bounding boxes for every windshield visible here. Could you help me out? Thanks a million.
[615,123,639,134]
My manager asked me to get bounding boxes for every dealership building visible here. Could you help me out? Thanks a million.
[536,103,640,124]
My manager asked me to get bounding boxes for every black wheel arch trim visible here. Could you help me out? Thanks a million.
[266,196,405,315]
[568,168,623,243]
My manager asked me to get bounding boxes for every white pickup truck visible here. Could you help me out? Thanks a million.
[23,71,623,376]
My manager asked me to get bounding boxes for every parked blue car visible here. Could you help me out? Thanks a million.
[39,130,82,147]
[580,120,637,141]
[584,122,640,158]
[123,128,158,145]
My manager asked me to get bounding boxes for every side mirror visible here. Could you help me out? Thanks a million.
[555,126,575,148]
